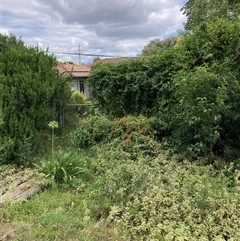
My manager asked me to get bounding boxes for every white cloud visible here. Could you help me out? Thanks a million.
[1,0,187,63]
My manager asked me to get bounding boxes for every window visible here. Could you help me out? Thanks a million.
[72,78,85,93]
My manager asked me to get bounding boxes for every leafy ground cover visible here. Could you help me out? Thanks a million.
[1,115,240,240]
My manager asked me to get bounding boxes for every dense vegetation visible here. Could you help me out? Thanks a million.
[88,49,178,118]
[1,1,240,240]
[88,17,240,161]
[1,116,240,240]
[0,34,70,165]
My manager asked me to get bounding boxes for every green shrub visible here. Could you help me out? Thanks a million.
[70,115,156,150]
[64,91,93,125]
[170,67,223,157]
[70,115,113,149]
[35,151,87,188]
[87,50,178,118]
[169,17,240,159]
[70,91,88,104]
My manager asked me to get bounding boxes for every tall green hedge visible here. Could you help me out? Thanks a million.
[0,34,65,165]
[87,49,178,119]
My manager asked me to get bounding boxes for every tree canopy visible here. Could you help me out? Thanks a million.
[181,0,240,30]
[141,36,179,56]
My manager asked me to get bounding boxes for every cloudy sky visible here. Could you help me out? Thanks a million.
[1,0,187,64]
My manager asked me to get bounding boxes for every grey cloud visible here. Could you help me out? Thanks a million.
[85,5,185,40]
[2,0,187,63]
[36,0,148,25]
[36,0,185,40]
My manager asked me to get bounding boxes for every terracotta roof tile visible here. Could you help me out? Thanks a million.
[56,64,91,77]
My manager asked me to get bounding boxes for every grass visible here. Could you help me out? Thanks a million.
[0,119,129,241]
[0,189,128,241]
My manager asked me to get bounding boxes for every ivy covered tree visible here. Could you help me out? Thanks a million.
[0,34,69,165]
[87,49,178,118]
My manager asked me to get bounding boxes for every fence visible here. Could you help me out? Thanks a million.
[62,103,94,130]
[56,68,94,130]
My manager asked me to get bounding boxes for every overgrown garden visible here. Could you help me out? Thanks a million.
[88,17,240,161]
[1,1,240,240]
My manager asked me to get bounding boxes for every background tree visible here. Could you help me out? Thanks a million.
[57,60,76,64]
[141,36,179,56]
[181,0,240,30]
[93,57,101,63]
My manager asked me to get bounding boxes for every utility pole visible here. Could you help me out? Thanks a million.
[78,44,81,64]
[1,0,2,34]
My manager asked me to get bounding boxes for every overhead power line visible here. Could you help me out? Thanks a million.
[50,50,127,58]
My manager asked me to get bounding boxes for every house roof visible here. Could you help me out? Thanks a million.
[56,57,139,76]
[56,64,91,77]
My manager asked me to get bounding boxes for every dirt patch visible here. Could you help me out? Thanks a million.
[0,221,32,241]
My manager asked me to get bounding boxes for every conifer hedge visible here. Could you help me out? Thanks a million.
[0,34,65,165]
